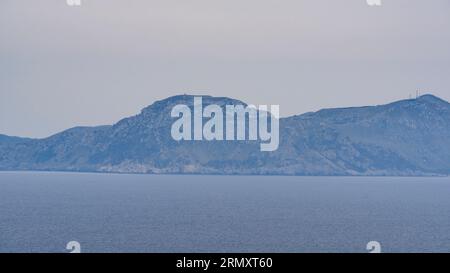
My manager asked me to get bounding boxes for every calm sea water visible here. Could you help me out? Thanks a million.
[1,172,450,253]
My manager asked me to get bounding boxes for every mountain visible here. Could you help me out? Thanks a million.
[1,94,449,176]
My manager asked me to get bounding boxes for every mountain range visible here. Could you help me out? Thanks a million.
[1,94,449,176]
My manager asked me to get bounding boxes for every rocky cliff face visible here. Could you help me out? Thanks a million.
[1,94,449,176]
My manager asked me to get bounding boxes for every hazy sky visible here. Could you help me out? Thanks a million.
[1,0,450,138]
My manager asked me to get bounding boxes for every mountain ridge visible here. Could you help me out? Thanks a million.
[1,94,449,176]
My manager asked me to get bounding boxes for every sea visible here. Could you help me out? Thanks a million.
[1,172,449,253]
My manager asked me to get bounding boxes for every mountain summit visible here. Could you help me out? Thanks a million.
[1,94,449,176]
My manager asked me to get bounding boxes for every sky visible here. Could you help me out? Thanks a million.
[1,0,450,138]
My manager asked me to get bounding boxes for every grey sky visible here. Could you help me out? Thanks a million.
[1,0,450,138]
